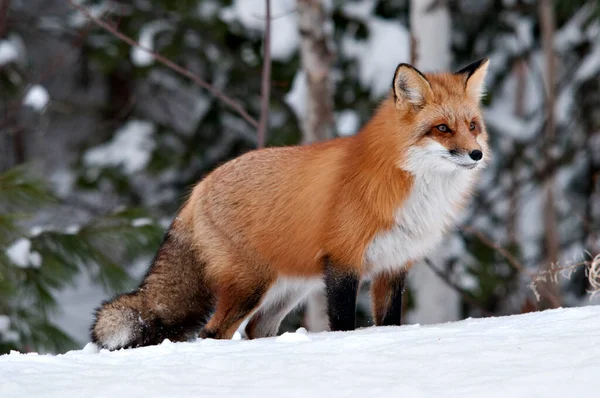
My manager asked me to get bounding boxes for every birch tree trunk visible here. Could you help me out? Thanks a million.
[407,0,461,325]
[296,0,335,332]
[296,0,335,144]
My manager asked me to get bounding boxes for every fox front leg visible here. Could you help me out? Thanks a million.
[323,257,359,331]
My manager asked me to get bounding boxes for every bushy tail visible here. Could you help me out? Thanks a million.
[91,292,156,350]
[91,218,215,350]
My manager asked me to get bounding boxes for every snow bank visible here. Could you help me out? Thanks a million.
[2,306,599,397]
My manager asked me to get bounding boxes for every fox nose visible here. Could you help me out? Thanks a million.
[469,150,483,161]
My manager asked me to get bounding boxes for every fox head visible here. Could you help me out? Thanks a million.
[391,58,490,174]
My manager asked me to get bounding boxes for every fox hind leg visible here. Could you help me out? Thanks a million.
[371,268,407,326]
[200,269,273,340]
[244,278,320,339]
[244,294,297,339]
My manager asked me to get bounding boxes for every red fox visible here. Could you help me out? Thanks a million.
[92,58,490,350]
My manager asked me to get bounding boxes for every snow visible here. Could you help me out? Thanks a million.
[575,39,600,82]
[84,120,156,175]
[342,0,375,19]
[220,0,299,61]
[197,0,220,20]
[0,40,18,65]
[131,21,171,67]
[6,238,30,268]
[68,0,110,28]
[2,306,600,397]
[22,85,50,111]
[6,239,31,268]
[284,71,307,122]
[50,169,76,198]
[0,316,18,343]
[5,238,43,269]
[131,218,153,227]
[336,110,360,136]
[275,329,310,343]
[28,251,42,268]
[65,225,80,234]
[341,11,410,98]
[0,316,10,332]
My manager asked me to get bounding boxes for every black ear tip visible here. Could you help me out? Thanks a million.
[455,57,490,76]
[471,57,490,67]
[392,63,429,81]
[394,63,416,74]
[478,57,490,66]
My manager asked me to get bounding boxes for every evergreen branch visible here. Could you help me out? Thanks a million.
[0,166,55,212]
[67,0,259,130]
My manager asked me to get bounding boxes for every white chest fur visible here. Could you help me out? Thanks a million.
[364,153,475,275]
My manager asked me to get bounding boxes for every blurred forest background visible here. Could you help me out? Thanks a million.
[1,0,599,354]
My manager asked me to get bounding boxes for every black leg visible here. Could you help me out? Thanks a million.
[380,273,405,326]
[324,257,359,332]
[371,270,406,326]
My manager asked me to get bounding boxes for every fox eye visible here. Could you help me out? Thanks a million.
[470,121,476,131]
[436,124,451,133]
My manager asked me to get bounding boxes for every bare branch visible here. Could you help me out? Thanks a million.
[462,226,531,276]
[67,0,259,130]
[422,258,493,317]
[257,0,272,148]
[461,226,595,308]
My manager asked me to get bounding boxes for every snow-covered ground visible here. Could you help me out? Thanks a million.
[2,306,599,397]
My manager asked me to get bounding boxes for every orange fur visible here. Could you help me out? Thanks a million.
[188,65,489,283]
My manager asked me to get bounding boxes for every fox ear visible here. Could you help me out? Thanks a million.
[392,64,432,108]
[456,58,490,101]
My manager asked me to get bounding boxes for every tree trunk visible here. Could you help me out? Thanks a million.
[0,0,15,173]
[296,0,335,144]
[538,0,561,309]
[407,0,460,325]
